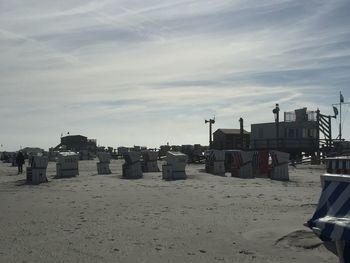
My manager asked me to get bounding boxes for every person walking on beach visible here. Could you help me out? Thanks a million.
[16,151,25,174]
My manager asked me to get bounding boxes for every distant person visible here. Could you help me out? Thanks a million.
[16,151,25,174]
[12,153,16,166]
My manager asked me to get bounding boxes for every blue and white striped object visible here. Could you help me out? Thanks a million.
[326,157,350,175]
[307,174,350,261]
[308,174,350,241]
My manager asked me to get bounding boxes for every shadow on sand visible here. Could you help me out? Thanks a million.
[52,175,77,180]
[14,179,48,186]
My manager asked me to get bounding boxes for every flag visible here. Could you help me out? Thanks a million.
[333,106,339,116]
[340,92,344,103]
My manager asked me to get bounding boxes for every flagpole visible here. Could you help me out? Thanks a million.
[332,92,348,141]
[340,91,342,140]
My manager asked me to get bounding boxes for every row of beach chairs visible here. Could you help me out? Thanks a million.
[205,149,290,181]
[122,151,187,180]
[25,149,291,184]
[24,150,188,184]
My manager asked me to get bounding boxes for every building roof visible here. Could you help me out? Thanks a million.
[61,135,87,139]
[21,147,44,153]
[214,128,250,135]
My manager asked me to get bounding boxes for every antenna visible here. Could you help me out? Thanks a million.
[239,117,244,149]
[205,117,215,149]
[272,103,280,148]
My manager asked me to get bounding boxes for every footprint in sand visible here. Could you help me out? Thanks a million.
[275,229,323,249]
[154,244,163,251]
[239,249,254,255]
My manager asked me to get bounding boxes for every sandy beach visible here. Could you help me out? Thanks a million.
[0,160,337,262]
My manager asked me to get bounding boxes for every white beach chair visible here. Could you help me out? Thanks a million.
[228,150,253,178]
[96,152,111,175]
[122,151,143,179]
[26,155,49,184]
[205,150,225,176]
[326,157,350,175]
[141,150,160,173]
[269,150,289,181]
[162,151,187,180]
[56,152,79,178]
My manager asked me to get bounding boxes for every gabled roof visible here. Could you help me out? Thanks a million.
[214,128,250,135]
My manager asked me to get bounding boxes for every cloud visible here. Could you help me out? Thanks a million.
[0,0,349,150]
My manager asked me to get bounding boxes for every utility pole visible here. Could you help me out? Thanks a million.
[273,104,280,148]
[205,117,215,149]
[239,117,244,149]
[340,91,343,140]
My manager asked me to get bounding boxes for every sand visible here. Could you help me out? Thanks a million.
[0,160,338,262]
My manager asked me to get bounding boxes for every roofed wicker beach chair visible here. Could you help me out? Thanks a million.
[162,151,187,180]
[269,150,289,181]
[122,151,143,179]
[306,173,350,263]
[205,149,225,176]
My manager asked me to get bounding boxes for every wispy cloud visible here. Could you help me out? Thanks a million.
[0,0,349,150]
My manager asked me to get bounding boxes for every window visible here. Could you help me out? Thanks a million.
[302,128,307,138]
[288,128,295,138]
[307,128,317,138]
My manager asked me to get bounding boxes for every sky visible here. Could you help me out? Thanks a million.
[0,0,350,151]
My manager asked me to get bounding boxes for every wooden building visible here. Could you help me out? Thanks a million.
[250,108,319,158]
[55,135,97,154]
[213,129,250,150]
